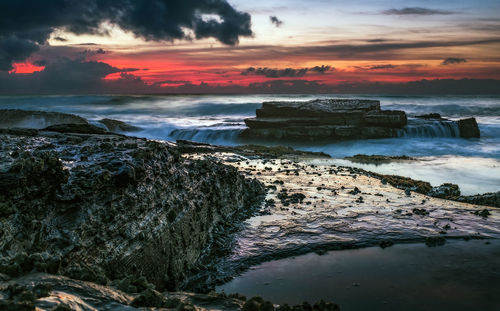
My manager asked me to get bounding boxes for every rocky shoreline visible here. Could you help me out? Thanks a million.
[0,109,498,310]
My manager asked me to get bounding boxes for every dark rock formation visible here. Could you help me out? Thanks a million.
[0,109,87,129]
[458,191,500,208]
[0,131,265,292]
[367,171,499,207]
[241,99,480,140]
[42,123,109,134]
[345,154,416,164]
[99,118,142,132]
[242,99,406,140]
[427,183,461,199]
[457,118,480,138]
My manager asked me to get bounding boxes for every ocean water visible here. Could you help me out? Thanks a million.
[1,94,499,194]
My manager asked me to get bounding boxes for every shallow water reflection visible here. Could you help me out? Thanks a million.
[218,240,500,311]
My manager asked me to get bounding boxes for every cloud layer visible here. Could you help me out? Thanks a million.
[441,58,467,65]
[0,0,253,70]
[241,65,332,78]
[383,7,453,15]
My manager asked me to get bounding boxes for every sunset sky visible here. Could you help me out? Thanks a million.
[1,0,499,93]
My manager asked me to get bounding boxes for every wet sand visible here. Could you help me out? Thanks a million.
[218,239,500,311]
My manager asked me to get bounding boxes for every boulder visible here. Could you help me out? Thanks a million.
[457,118,480,138]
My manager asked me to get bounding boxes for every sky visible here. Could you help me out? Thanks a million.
[0,0,499,94]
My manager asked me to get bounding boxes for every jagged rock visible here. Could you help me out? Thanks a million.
[457,118,480,138]
[99,118,142,132]
[0,109,87,129]
[0,132,265,291]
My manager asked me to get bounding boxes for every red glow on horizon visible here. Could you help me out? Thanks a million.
[9,62,45,74]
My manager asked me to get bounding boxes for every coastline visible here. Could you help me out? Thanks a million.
[0,107,498,309]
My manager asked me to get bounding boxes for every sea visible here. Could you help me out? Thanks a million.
[1,94,499,195]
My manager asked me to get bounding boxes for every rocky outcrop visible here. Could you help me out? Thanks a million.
[457,118,480,138]
[242,99,406,140]
[0,109,87,129]
[0,131,265,292]
[99,118,142,132]
[241,99,480,140]
[0,110,141,135]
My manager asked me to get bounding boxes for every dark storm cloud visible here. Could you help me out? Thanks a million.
[383,7,453,15]
[270,16,283,27]
[241,65,333,78]
[0,36,40,70]
[0,0,253,70]
[0,58,139,93]
[441,58,467,65]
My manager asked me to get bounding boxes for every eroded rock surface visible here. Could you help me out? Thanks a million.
[192,154,500,284]
[0,131,265,292]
